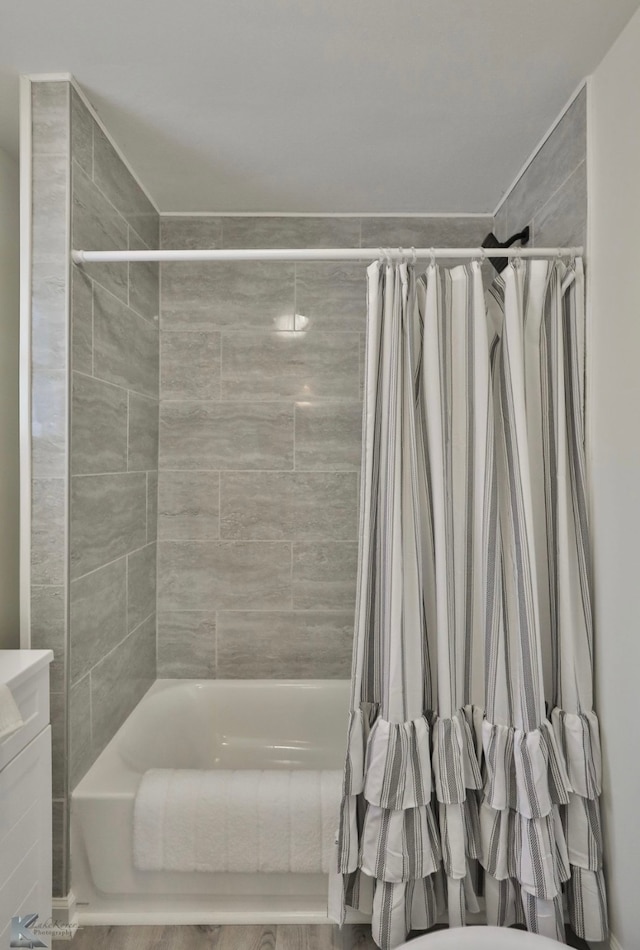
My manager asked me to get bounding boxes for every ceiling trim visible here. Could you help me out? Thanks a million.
[492,79,587,218]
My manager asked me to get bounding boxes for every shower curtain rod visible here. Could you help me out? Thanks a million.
[71,245,583,264]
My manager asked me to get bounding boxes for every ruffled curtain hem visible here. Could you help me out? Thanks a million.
[337,702,608,946]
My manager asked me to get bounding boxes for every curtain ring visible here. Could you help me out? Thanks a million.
[410,246,417,265]
[429,247,436,268]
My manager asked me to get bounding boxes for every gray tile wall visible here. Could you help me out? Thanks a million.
[29,80,71,899]
[29,81,160,897]
[157,214,491,679]
[69,87,159,796]
[494,86,587,248]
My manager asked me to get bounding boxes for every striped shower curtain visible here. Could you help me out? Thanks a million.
[336,258,607,948]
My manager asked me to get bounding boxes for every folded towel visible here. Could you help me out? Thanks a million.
[133,768,343,875]
[0,683,24,741]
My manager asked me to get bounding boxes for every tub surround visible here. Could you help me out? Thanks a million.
[156,214,492,680]
[28,79,159,896]
[69,84,159,827]
[26,74,592,911]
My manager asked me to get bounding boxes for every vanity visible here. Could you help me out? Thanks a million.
[0,650,53,945]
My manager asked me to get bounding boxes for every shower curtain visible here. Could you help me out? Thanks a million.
[336,258,607,948]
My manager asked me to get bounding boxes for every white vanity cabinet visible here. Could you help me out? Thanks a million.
[0,650,53,946]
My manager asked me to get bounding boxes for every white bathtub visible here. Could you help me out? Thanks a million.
[71,679,359,925]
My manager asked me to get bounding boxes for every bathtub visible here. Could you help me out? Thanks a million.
[71,679,361,925]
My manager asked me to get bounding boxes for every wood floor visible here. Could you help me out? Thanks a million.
[54,924,378,950]
[53,922,594,950]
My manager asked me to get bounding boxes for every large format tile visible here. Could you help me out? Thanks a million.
[127,542,157,632]
[32,81,69,156]
[72,163,128,303]
[147,471,158,543]
[493,201,510,244]
[70,87,93,179]
[93,124,159,248]
[157,540,291,611]
[32,154,68,263]
[221,331,360,401]
[50,691,66,798]
[157,612,216,678]
[157,471,220,540]
[160,402,293,470]
[221,216,360,249]
[532,161,587,249]
[69,674,93,788]
[32,369,67,478]
[52,799,66,897]
[90,615,155,756]
[31,477,65,585]
[160,331,220,400]
[295,262,366,332]
[71,473,147,578]
[220,472,358,540]
[294,401,362,471]
[128,393,159,471]
[161,215,223,250]
[30,585,65,692]
[129,229,160,322]
[360,215,492,249]
[71,372,128,475]
[32,265,68,372]
[292,542,358,611]
[71,267,93,375]
[217,610,354,678]
[93,284,159,397]
[499,87,586,237]
[161,261,294,332]
[70,557,127,683]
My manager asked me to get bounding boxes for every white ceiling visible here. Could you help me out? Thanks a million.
[0,0,638,213]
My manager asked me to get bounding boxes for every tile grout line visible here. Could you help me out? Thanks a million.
[78,150,156,255]
[71,539,153,584]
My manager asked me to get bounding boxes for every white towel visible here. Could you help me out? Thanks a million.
[0,684,24,741]
[133,768,343,875]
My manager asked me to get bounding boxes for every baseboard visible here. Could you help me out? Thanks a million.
[609,936,623,950]
[49,890,78,939]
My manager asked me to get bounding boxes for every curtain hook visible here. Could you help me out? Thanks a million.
[410,246,417,265]
[429,247,436,268]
